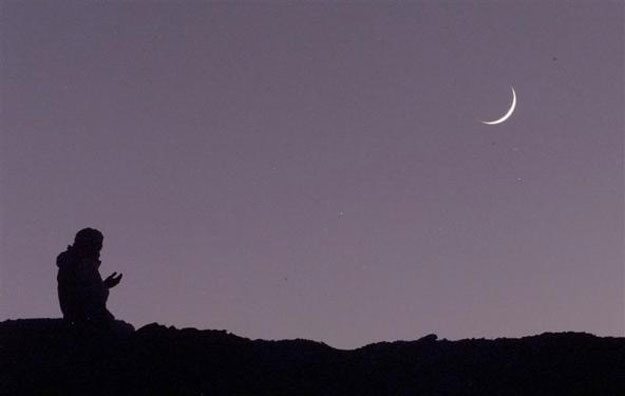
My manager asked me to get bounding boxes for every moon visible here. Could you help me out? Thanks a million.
[480,86,517,125]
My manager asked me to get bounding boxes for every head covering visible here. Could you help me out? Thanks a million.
[74,227,103,247]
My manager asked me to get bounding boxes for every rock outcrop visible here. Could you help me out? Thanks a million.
[1,319,624,395]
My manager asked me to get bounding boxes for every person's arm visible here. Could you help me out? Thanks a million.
[103,272,123,289]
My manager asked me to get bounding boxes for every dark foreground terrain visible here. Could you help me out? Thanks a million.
[1,319,624,395]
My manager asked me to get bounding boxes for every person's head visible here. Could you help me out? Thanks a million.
[73,227,104,258]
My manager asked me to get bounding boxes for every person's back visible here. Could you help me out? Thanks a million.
[57,245,86,322]
[57,228,122,325]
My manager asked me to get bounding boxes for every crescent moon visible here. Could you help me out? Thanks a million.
[481,86,517,125]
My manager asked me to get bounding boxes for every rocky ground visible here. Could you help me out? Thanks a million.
[1,318,624,395]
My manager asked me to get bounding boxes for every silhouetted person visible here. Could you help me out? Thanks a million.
[57,228,122,325]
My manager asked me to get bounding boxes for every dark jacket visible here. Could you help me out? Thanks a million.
[57,245,112,323]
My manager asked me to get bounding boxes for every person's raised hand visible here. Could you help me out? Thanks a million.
[104,272,123,289]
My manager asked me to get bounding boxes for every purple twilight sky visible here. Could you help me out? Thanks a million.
[1,2,623,349]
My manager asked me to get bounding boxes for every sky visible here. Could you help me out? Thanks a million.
[1,2,623,349]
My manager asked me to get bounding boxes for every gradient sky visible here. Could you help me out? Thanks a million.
[1,2,623,349]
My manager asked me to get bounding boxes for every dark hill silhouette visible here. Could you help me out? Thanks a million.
[1,319,624,395]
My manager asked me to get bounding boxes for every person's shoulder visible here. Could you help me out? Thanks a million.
[56,245,75,267]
